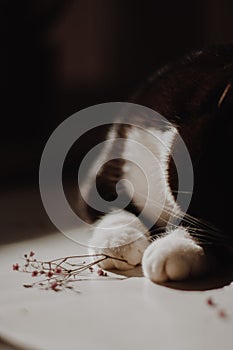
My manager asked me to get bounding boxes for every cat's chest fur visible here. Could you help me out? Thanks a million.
[121,125,180,226]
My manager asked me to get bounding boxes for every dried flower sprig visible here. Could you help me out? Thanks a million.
[12,251,128,292]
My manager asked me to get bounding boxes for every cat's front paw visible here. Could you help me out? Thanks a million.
[142,227,208,282]
[89,211,150,270]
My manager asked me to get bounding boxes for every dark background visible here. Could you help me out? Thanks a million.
[3,0,233,190]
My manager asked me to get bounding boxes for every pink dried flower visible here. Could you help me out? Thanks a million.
[47,270,53,278]
[97,269,108,276]
[206,297,216,307]
[12,263,19,271]
[97,269,104,276]
[14,251,127,292]
[218,310,228,319]
[55,267,62,274]
[51,282,58,291]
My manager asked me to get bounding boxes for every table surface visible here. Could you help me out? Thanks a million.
[1,188,233,350]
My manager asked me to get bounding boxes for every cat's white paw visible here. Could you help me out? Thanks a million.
[142,227,208,282]
[89,211,150,270]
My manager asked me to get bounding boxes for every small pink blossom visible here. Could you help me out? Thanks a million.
[12,263,19,271]
[97,269,108,276]
[218,310,228,319]
[32,270,38,277]
[97,269,104,276]
[55,267,62,274]
[51,282,58,291]
[206,297,216,307]
[47,270,53,278]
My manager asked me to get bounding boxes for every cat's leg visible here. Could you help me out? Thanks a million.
[89,210,150,270]
[142,227,209,282]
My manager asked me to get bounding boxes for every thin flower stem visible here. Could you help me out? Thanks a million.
[42,253,127,264]
[71,256,108,275]
[14,252,130,292]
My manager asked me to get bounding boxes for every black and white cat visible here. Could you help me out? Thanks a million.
[80,44,233,283]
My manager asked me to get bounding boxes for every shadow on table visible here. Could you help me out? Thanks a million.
[0,185,78,245]
[111,265,233,291]
[0,337,24,350]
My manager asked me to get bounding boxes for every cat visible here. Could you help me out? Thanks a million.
[79,44,233,283]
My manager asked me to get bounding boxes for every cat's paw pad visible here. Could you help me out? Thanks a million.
[142,228,207,282]
[89,211,150,270]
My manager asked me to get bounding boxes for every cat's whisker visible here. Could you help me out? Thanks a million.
[172,190,193,194]
[189,227,231,240]
[131,189,223,241]
[133,192,204,227]
[147,226,224,246]
[183,212,222,233]
[187,228,233,247]
[218,82,232,108]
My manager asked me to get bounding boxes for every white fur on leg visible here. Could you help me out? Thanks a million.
[89,210,150,270]
[142,227,208,282]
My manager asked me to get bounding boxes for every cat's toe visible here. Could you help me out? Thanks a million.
[89,234,149,270]
[142,227,208,282]
[88,211,150,270]
[90,237,149,270]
